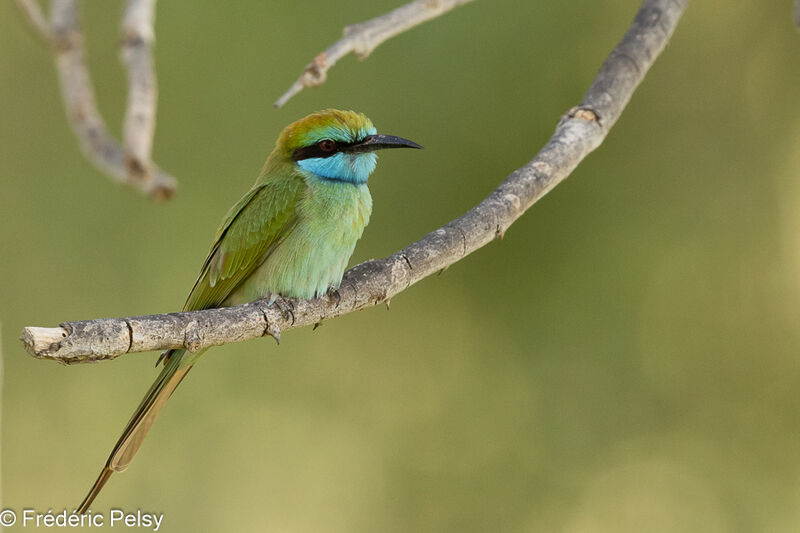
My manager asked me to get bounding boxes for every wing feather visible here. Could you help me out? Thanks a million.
[183,175,305,312]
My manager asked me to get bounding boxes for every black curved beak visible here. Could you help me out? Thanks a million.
[348,134,423,153]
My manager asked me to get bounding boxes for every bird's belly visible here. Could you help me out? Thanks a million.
[232,229,357,302]
[224,184,371,304]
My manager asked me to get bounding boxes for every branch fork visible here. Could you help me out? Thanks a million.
[274,0,477,108]
[14,0,175,199]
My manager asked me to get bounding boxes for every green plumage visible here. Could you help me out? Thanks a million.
[77,109,420,512]
[184,169,306,312]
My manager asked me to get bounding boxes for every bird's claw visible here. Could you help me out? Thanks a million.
[326,286,341,308]
[272,295,295,325]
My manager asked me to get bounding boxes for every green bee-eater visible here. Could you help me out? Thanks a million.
[77,109,421,512]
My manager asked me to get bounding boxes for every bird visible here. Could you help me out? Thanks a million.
[77,109,422,513]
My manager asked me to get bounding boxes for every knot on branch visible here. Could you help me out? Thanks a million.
[123,154,151,182]
[119,32,148,49]
[299,54,329,87]
[569,106,600,124]
[50,27,81,53]
[183,321,203,352]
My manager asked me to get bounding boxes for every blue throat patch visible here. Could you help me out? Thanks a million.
[297,152,378,184]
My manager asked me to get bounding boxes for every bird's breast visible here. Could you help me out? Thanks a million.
[225,181,372,304]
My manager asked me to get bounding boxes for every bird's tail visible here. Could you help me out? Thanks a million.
[77,349,192,514]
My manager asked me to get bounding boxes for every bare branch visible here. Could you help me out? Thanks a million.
[120,0,158,183]
[21,0,689,364]
[14,0,176,200]
[274,0,476,108]
[13,0,52,43]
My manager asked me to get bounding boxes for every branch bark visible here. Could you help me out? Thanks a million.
[14,0,52,43]
[21,0,690,365]
[274,0,476,108]
[120,0,158,182]
[13,0,176,200]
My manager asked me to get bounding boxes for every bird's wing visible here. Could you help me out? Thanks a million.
[78,172,305,513]
[183,174,305,311]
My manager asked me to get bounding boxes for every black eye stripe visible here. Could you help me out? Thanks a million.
[293,139,359,161]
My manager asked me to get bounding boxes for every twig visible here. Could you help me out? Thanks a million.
[21,0,689,364]
[14,0,176,200]
[13,0,52,43]
[274,0,476,108]
[120,0,158,183]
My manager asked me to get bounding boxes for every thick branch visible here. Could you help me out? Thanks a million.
[21,0,689,364]
[274,0,476,108]
[120,0,158,183]
[14,0,176,200]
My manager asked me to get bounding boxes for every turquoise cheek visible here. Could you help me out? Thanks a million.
[297,153,377,184]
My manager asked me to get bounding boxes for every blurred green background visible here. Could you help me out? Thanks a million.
[2,1,800,531]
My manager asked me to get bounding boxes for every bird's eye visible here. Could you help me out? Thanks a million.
[318,139,336,152]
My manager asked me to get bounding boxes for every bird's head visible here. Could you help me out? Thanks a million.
[275,109,421,184]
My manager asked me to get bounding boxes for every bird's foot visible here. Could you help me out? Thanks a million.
[326,286,341,308]
[272,295,295,325]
